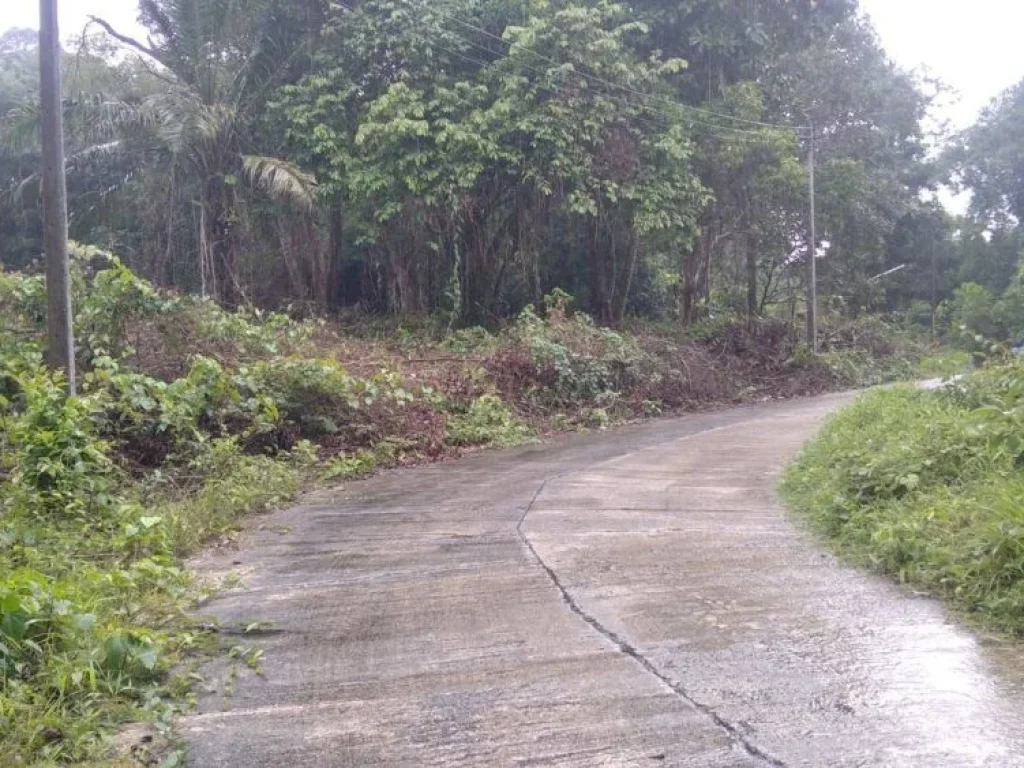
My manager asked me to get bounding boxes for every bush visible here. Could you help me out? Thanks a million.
[2,370,117,520]
[0,250,946,761]
[446,395,532,447]
[782,364,1024,634]
[945,280,1024,347]
[0,257,331,763]
[489,302,677,414]
[245,359,372,439]
[947,282,1009,342]
[442,326,498,354]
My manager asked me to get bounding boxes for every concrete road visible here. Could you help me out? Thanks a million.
[182,394,1024,767]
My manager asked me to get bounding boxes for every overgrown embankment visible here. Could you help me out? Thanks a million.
[782,365,1024,637]
[1,249,937,764]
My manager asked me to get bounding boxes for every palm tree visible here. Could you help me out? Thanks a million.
[73,0,320,303]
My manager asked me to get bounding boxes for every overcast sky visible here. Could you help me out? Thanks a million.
[1,1,143,46]
[860,0,1024,131]
[4,0,1024,134]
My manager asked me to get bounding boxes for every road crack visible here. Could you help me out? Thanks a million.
[516,474,787,768]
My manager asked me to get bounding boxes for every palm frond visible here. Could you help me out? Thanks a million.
[145,87,205,154]
[194,104,237,144]
[11,172,41,205]
[64,95,152,145]
[242,154,317,210]
[0,102,41,154]
[9,141,127,204]
[1,96,143,155]
[67,141,125,166]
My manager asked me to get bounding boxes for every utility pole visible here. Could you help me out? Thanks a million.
[806,123,818,355]
[39,0,76,394]
[931,239,938,339]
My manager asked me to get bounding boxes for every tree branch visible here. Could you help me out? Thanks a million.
[136,56,177,86]
[87,16,158,59]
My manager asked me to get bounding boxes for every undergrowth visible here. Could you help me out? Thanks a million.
[782,363,1024,636]
[0,247,935,763]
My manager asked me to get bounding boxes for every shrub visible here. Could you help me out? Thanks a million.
[945,280,1024,347]
[244,359,364,438]
[947,282,1009,342]
[490,303,660,412]
[1,369,117,520]
[782,363,1024,634]
[442,326,497,354]
[446,395,532,447]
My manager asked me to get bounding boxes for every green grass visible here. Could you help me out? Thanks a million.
[781,373,1024,636]
[917,349,973,378]
[0,446,314,766]
[0,250,953,763]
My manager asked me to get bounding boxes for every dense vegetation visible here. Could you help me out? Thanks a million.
[6,1,1024,337]
[3,0,1024,762]
[2,0,950,324]
[782,367,1024,636]
[1,245,941,764]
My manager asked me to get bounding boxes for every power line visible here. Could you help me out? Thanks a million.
[430,12,778,139]
[333,0,791,146]
[340,0,797,143]
[393,0,810,136]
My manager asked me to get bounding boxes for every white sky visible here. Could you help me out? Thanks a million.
[860,0,1024,132]
[1,1,146,46]
[4,0,1021,134]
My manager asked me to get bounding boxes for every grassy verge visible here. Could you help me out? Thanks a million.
[0,454,315,767]
[781,365,1024,637]
[1,247,943,763]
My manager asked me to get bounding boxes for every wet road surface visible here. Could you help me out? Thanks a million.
[182,394,1024,766]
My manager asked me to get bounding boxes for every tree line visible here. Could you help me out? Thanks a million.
[0,0,1020,331]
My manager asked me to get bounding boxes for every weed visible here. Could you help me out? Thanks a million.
[446,395,533,447]
[0,251,944,762]
[782,363,1024,635]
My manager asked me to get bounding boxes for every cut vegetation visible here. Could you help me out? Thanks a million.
[4,0,1021,760]
[0,248,937,764]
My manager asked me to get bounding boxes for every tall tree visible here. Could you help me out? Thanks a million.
[80,0,320,303]
[950,79,1024,228]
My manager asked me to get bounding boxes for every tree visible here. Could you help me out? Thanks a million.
[75,0,320,303]
[1,0,945,329]
[950,79,1024,228]
[769,16,934,318]
[276,0,707,322]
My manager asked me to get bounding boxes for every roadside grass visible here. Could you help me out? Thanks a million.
[1,247,947,763]
[917,349,973,379]
[0,448,316,766]
[781,369,1024,636]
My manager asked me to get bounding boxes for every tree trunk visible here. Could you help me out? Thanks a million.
[681,233,713,327]
[746,231,758,321]
[277,218,309,301]
[612,231,640,326]
[206,178,242,306]
[387,238,420,314]
[588,217,614,323]
[326,202,344,309]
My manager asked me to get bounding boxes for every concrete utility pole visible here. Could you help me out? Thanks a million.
[39,0,76,394]
[806,124,818,355]
[931,240,938,338]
